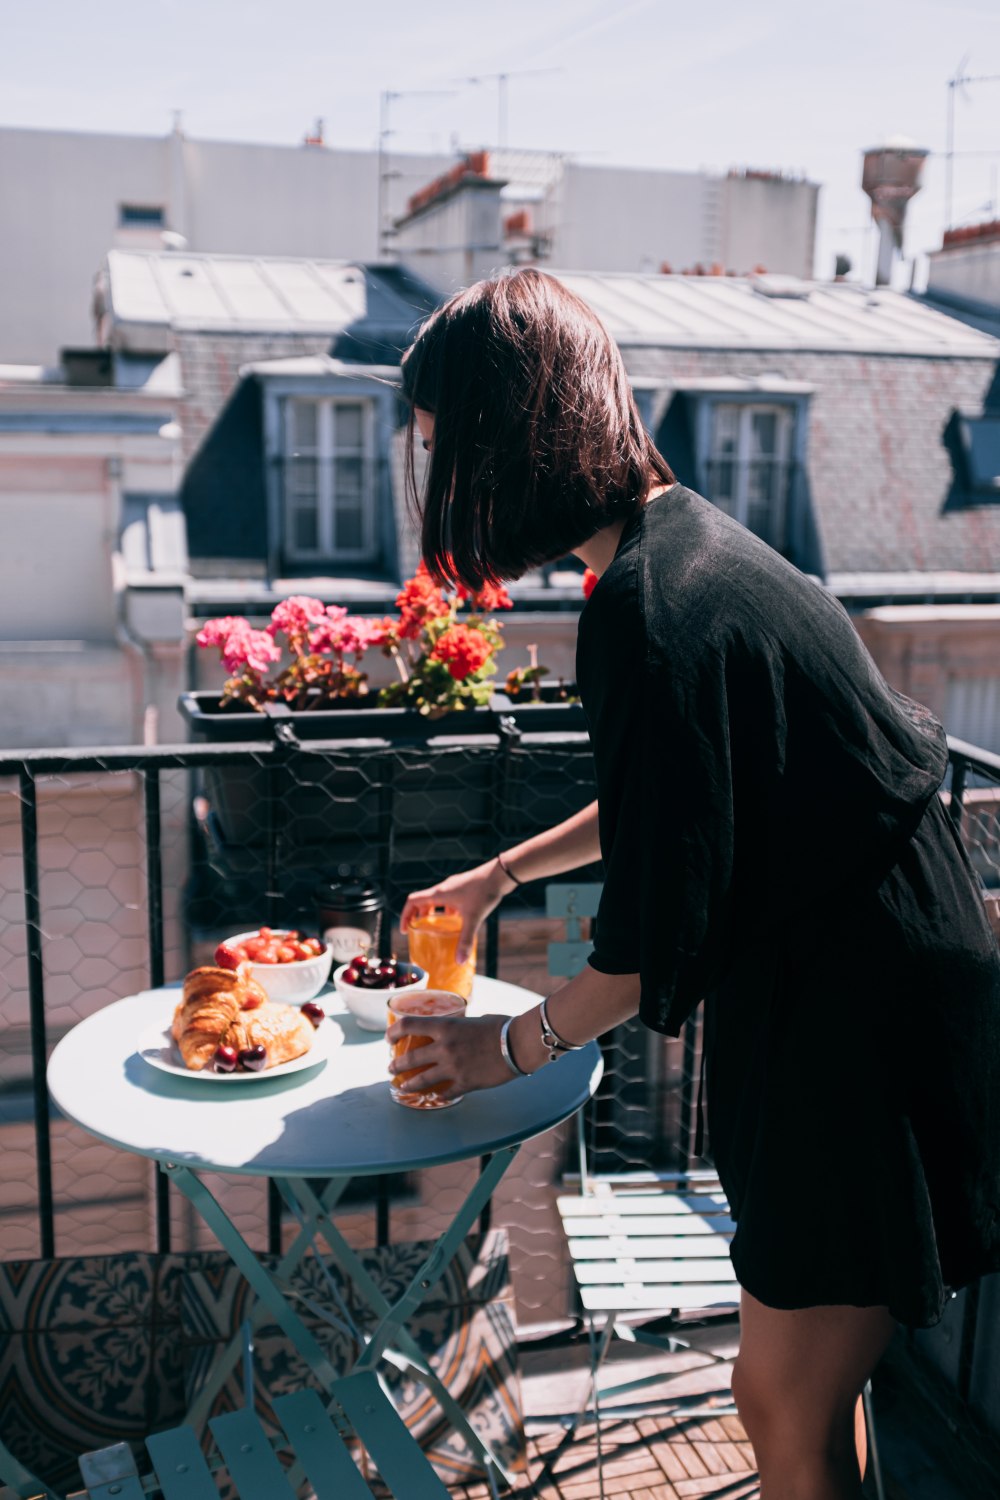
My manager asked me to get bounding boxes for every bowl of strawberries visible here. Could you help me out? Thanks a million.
[333,954,428,1031]
[216,927,334,1004]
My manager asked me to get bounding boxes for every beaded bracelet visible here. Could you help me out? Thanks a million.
[495,851,524,887]
[539,995,586,1064]
[499,1016,530,1077]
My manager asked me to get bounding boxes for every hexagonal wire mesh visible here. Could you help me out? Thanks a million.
[2,735,998,1332]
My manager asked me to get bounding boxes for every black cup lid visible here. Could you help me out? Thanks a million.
[314,877,384,912]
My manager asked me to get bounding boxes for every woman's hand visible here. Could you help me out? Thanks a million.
[401,860,512,964]
[386,1012,517,1100]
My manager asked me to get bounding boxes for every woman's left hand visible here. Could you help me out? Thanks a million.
[386,1013,517,1101]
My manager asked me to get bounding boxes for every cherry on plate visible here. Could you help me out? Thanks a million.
[238,1044,267,1072]
[215,942,243,971]
[301,1001,325,1027]
[213,1044,238,1073]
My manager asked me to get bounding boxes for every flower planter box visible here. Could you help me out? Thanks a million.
[179,691,510,859]
[179,690,597,888]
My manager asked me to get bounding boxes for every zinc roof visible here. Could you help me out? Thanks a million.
[551,271,1000,357]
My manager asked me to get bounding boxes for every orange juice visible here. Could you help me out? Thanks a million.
[407,908,476,999]
[387,988,467,1109]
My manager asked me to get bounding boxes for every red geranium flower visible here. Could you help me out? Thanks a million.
[431,624,493,682]
[458,578,514,612]
[395,562,450,640]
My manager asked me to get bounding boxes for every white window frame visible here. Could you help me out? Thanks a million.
[707,402,794,547]
[283,397,378,563]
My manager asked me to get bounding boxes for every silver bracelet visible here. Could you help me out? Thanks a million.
[499,1016,530,1077]
[539,995,586,1063]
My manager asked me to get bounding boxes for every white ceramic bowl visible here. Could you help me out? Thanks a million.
[226,930,334,1004]
[333,961,428,1031]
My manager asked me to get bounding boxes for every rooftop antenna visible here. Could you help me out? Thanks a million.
[455,67,563,150]
[945,57,1000,229]
[377,87,456,258]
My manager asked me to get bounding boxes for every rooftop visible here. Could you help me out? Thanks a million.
[551,271,1000,356]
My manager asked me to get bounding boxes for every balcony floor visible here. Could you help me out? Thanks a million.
[441,1332,973,1500]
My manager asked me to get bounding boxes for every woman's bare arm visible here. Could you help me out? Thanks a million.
[400,800,600,962]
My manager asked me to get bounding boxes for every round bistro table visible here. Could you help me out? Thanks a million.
[48,975,604,1492]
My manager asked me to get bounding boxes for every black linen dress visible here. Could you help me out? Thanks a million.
[578,484,1000,1328]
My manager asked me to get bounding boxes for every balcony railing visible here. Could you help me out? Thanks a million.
[2,728,999,1440]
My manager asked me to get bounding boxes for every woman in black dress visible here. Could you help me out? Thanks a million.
[388,268,1000,1499]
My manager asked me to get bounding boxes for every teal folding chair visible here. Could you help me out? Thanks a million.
[0,1322,453,1500]
[545,881,886,1500]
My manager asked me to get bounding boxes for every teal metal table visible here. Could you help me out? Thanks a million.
[47,976,603,1496]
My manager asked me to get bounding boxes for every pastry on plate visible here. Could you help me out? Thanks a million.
[172,965,315,1072]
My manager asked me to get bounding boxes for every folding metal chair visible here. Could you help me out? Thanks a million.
[0,1322,454,1500]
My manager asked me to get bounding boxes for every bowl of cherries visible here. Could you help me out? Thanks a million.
[217,928,334,1003]
[333,955,428,1031]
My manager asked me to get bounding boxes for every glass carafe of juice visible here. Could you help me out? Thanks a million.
[387,988,468,1109]
[407,907,476,999]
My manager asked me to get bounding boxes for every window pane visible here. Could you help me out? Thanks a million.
[335,404,364,450]
[286,456,318,499]
[293,505,320,553]
[289,400,319,452]
[712,405,740,457]
[335,455,363,497]
[750,411,778,458]
[336,503,364,552]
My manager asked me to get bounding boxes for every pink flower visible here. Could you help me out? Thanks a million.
[310,608,386,658]
[221,622,281,676]
[197,615,247,649]
[267,595,328,639]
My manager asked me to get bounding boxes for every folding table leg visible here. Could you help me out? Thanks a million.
[283,1151,520,1488]
[181,1171,355,1430]
[162,1163,349,1427]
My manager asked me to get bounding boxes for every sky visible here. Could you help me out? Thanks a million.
[3,0,1000,282]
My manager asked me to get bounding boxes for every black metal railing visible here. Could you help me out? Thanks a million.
[3,731,999,1335]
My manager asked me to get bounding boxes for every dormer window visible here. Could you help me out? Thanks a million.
[707,403,794,551]
[283,398,377,562]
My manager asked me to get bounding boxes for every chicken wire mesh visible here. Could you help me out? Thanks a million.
[2,734,997,1331]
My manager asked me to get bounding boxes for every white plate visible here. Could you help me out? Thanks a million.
[137,1010,344,1081]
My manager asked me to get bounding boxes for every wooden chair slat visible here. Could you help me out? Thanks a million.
[568,1235,732,1258]
[580,1283,740,1311]
[573,1258,740,1284]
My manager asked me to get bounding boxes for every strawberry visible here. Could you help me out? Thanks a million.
[215,941,244,971]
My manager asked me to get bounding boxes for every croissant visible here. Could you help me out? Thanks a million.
[172,965,314,1071]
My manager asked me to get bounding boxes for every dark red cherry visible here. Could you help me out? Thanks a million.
[341,966,360,986]
[301,1001,325,1027]
[399,967,420,986]
[238,1044,267,1072]
[213,1044,238,1073]
[350,953,369,970]
[375,962,397,985]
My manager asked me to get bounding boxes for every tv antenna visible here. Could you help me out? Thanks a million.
[945,57,1000,229]
[455,67,563,150]
[377,87,456,257]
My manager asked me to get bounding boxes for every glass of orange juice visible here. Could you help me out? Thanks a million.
[387,988,468,1109]
[407,907,476,1000]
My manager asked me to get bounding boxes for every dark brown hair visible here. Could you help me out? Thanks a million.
[401,268,674,588]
